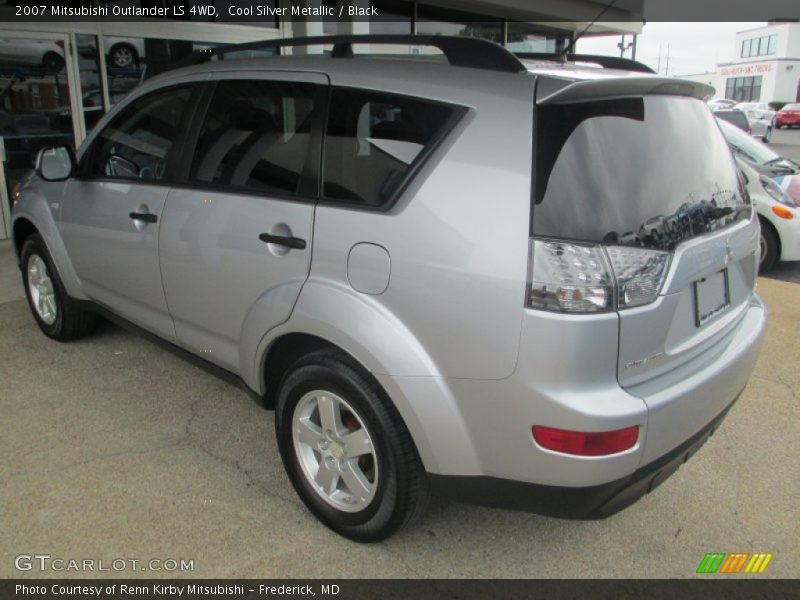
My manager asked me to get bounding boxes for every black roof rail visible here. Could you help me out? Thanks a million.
[514,52,656,74]
[176,35,527,74]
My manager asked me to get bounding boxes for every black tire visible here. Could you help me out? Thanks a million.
[758,218,779,274]
[21,234,97,341]
[42,51,64,71]
[108,43,137,68]
[763,126,772,143]
[275,349,429,542]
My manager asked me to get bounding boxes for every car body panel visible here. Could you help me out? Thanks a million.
[739,159,800,262]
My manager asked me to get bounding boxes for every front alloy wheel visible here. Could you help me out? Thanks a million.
[27,254,57,325]
[21,234,97,341]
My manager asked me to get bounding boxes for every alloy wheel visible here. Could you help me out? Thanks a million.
[27,254,57,325]
[292,390,378,512]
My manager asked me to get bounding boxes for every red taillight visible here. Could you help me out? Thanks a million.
[532,425,639,456]
[747,127,752,135]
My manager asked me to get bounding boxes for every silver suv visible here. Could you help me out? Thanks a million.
[11,36,767,542]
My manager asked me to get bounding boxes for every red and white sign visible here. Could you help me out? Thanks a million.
[720,63,773,77]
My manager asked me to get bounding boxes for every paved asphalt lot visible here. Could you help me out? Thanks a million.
[1,131,799,579]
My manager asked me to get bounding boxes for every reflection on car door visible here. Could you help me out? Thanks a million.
[158,74,327,373]
[59,85,196,339]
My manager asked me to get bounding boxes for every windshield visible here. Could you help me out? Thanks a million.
[534,96,749,250]
[717,118,779,166]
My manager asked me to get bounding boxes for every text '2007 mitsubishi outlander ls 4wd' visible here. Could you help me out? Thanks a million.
[12,36,766,542]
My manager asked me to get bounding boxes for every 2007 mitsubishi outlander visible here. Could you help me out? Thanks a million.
[11,36,767,542]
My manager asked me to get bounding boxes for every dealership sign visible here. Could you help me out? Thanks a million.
[720,63,773,76]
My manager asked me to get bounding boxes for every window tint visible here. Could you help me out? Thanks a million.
[323,89,457,207]
[87,86,192,181]
[189,80,319,195]
[534,97,748,250]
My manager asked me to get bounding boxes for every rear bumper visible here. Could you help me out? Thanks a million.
[429,391,740,518]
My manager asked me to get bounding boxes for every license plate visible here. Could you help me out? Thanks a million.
[694,269,730,327]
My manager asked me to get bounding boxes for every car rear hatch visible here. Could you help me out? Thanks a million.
[531,75,758,391]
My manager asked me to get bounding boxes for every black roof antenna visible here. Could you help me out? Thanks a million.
[559,0,622,62]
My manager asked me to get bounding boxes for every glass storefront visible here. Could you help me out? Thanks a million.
[0,35,74,214]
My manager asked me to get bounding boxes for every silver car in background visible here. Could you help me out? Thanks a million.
[11,36,767,541]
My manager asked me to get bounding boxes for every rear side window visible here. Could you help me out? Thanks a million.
[323,88,459,208]
[86,86,193,181]
[189,80,320,195]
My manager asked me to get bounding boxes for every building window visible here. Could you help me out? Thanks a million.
[416,4,503,43]
[741,34,777,58]
[725,76,763,102]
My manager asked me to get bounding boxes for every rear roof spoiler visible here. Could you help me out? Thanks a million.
[537,77,715,104]
[515,52,655,74]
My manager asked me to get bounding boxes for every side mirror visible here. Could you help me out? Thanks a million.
[35,144,75,181]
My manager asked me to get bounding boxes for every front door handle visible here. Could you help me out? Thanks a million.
[129,211,158,223]
[258,233,306,250]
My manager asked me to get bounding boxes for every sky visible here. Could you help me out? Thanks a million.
[576,22,764,76]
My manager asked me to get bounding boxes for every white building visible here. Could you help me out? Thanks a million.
[680,22,800,104]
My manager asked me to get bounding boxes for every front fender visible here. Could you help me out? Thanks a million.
[12,181,88,301]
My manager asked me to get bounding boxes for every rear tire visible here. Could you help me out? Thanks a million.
[275,349,429,542]
[21,234,97,341]
[763,126,772,143]
[758,219,779,274]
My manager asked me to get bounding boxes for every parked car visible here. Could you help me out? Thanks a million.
[774,102,800,129]
[735,156,800,272]
[736,102,775,122]
[0,38,64,70]
[11,36,766,542]
[718,119,800,271]
[744,109,773,142]
[712,108,750,134]
[707,98,737,110]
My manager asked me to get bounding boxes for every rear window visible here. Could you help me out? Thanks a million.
[783,103,800,110]
[323,88,460,208]
[714,110,749,130]
[534,96,749,250]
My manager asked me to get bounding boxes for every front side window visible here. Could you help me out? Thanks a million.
[189,80,320,195]
[86,86,193,181]
[323,89,459,208]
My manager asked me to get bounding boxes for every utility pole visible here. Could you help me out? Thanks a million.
[631,34,637,60]
[665,43,671,76]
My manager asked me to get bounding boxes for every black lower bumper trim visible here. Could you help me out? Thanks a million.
[429,392,741,519]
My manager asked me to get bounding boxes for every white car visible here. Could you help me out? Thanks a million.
[737,102,776,122]
[0,38,64,70]
[737,158,800,272]
[708,99,737,110]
